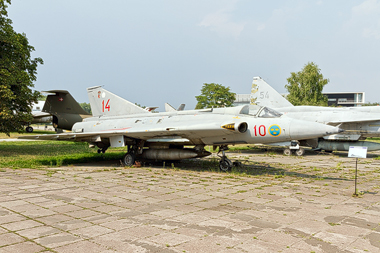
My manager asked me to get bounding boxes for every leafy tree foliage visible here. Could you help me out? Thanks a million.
[362,102,380,106]
[38,94,47,101]
[79,102,92,114]
[195,83,236,109]
[285,62,328,106]
[0,0,43,135]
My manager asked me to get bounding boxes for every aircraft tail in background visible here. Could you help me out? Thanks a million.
[41,90,91,130]
[87,86,149,117]
[165,103,185,112]
[250,77,293,108]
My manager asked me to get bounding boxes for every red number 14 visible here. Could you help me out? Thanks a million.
[102,99,110,112]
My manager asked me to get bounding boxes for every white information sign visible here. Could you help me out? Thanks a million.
[348,146,368,158]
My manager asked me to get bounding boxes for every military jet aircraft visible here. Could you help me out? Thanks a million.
[42,90,92,131]
[20,86,342,171]
[250,76,380,154]
[26,90,92,133]
[27,101,53,132]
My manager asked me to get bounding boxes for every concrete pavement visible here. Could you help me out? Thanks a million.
[0,150,380,252]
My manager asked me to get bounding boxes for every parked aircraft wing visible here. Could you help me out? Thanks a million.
[32,111,51,119]
[87,86,149,117]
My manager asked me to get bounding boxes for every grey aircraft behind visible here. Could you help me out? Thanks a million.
[20,86,342,171]
[250,76,380,154]
[28,111,52,132]
[41,90,92,131]
[27,90,91,133]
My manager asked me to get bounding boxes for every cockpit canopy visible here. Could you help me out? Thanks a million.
[249,105,283,118]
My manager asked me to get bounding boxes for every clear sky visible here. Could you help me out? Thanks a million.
[7,0,380,109]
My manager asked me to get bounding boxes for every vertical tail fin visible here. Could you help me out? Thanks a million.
[165,103,176,112]
[250,77,293,108]
[165,103,186,112]
[177,104,185,111]
[42,90,90,115]
[87,86,149,117]
[42,90,91,130]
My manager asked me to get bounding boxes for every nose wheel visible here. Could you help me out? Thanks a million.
[219,158,233,172]
[217,145,232,172]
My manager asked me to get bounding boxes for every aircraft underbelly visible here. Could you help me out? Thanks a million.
[340,122,380,137]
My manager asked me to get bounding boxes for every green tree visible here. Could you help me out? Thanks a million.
[0,0,43,135]
[79,102,92,114]
[362,102,380,106]
[38,94,47,101]
[195,83,236,109]
[285,62,328,106]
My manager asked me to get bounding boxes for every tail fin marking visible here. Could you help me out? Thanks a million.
[87,86,149,117]
[250,77,293,108]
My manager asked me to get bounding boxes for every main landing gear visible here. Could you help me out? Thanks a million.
[26,126,33,133]
[97,147,108,154]
[122,141,144,167]
[122,152,136,167]
[217,145,233,172]
[283,141,305,156]
[283,147,305,156]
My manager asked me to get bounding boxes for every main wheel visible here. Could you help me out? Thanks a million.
[295,148,305,156]
[26,126,33,133]
[219,158,232,172]
[122,152,136,167]
[283,148,292,156]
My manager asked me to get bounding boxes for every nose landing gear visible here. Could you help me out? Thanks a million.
[217,145,233,172]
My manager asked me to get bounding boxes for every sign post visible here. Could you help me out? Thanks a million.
[348,146,367,197]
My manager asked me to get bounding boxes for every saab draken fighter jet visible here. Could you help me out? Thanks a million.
[20,86,342,171]
[250,77,380,154]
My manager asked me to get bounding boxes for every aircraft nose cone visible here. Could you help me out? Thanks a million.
[289,120,342,140]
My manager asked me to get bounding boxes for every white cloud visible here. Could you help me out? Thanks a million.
[350,0,380,39]
[198,3,246,38]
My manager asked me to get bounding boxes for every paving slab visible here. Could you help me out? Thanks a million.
[0,149,380,252]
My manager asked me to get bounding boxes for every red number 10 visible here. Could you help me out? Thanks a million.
[254,125,266,136]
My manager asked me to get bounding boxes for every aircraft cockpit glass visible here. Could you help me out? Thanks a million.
[257,107,283,118]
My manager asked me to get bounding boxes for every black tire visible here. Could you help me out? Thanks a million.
[122,152,136,167]
[295,148,305,156]
[26,126,33,133]
[219,158,232,172]
[283,148,292,156]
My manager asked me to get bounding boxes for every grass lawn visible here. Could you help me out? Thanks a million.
[0,129,126,168]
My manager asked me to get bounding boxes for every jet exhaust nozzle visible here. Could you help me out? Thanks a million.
[221,122,248,133]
